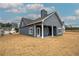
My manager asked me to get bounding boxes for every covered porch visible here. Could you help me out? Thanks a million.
[33,23,57,38]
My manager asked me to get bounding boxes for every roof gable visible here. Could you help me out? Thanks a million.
[20,10,63,26]
[54,12,63,26]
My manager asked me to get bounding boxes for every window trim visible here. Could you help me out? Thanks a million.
[29,27,33,35]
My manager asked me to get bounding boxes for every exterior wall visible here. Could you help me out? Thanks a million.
[43,14,63,35]
[44,26,49,36]
[19,26,29,35]
[19,22,42,37]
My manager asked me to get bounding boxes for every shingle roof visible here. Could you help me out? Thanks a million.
[22,17,44,26]
[22,18,34,25]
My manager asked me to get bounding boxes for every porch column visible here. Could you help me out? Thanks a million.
[34,25,36,37]
[42,22,44,39]
[52,25,53,37]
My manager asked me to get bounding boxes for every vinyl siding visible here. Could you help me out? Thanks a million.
[19,27,29,35]
[44,14,63,35]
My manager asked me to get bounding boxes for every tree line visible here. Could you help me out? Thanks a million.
[65,25,79,32]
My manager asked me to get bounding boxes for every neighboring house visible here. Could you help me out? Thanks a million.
[19,9,65,38]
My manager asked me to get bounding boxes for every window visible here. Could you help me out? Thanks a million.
[29,27,33,35]
[58,28,62,34]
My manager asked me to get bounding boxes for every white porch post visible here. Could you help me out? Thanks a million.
[34,25,36,37]
[52,25,53,37]
[42,22,44,38]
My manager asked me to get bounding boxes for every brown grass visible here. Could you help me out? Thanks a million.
[0,32,79,56]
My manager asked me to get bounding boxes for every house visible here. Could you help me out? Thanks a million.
[19,9,65,38]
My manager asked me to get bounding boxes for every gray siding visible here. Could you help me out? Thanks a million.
[19,27,28,35]
[44,14,61,27]
[44,14,63,35]
[28,26,34,36]
[44,27,49,36]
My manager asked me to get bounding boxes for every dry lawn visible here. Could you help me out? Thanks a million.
[0,32,79,56]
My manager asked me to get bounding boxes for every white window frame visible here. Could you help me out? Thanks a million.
[29,27,33,35]
[58,28,62,34]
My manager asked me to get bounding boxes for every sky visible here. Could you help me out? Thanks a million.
[0,3,79,27]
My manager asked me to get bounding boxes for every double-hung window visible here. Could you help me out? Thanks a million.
[29,27,33,35]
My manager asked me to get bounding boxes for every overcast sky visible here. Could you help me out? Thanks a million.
[0,3,79,27]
